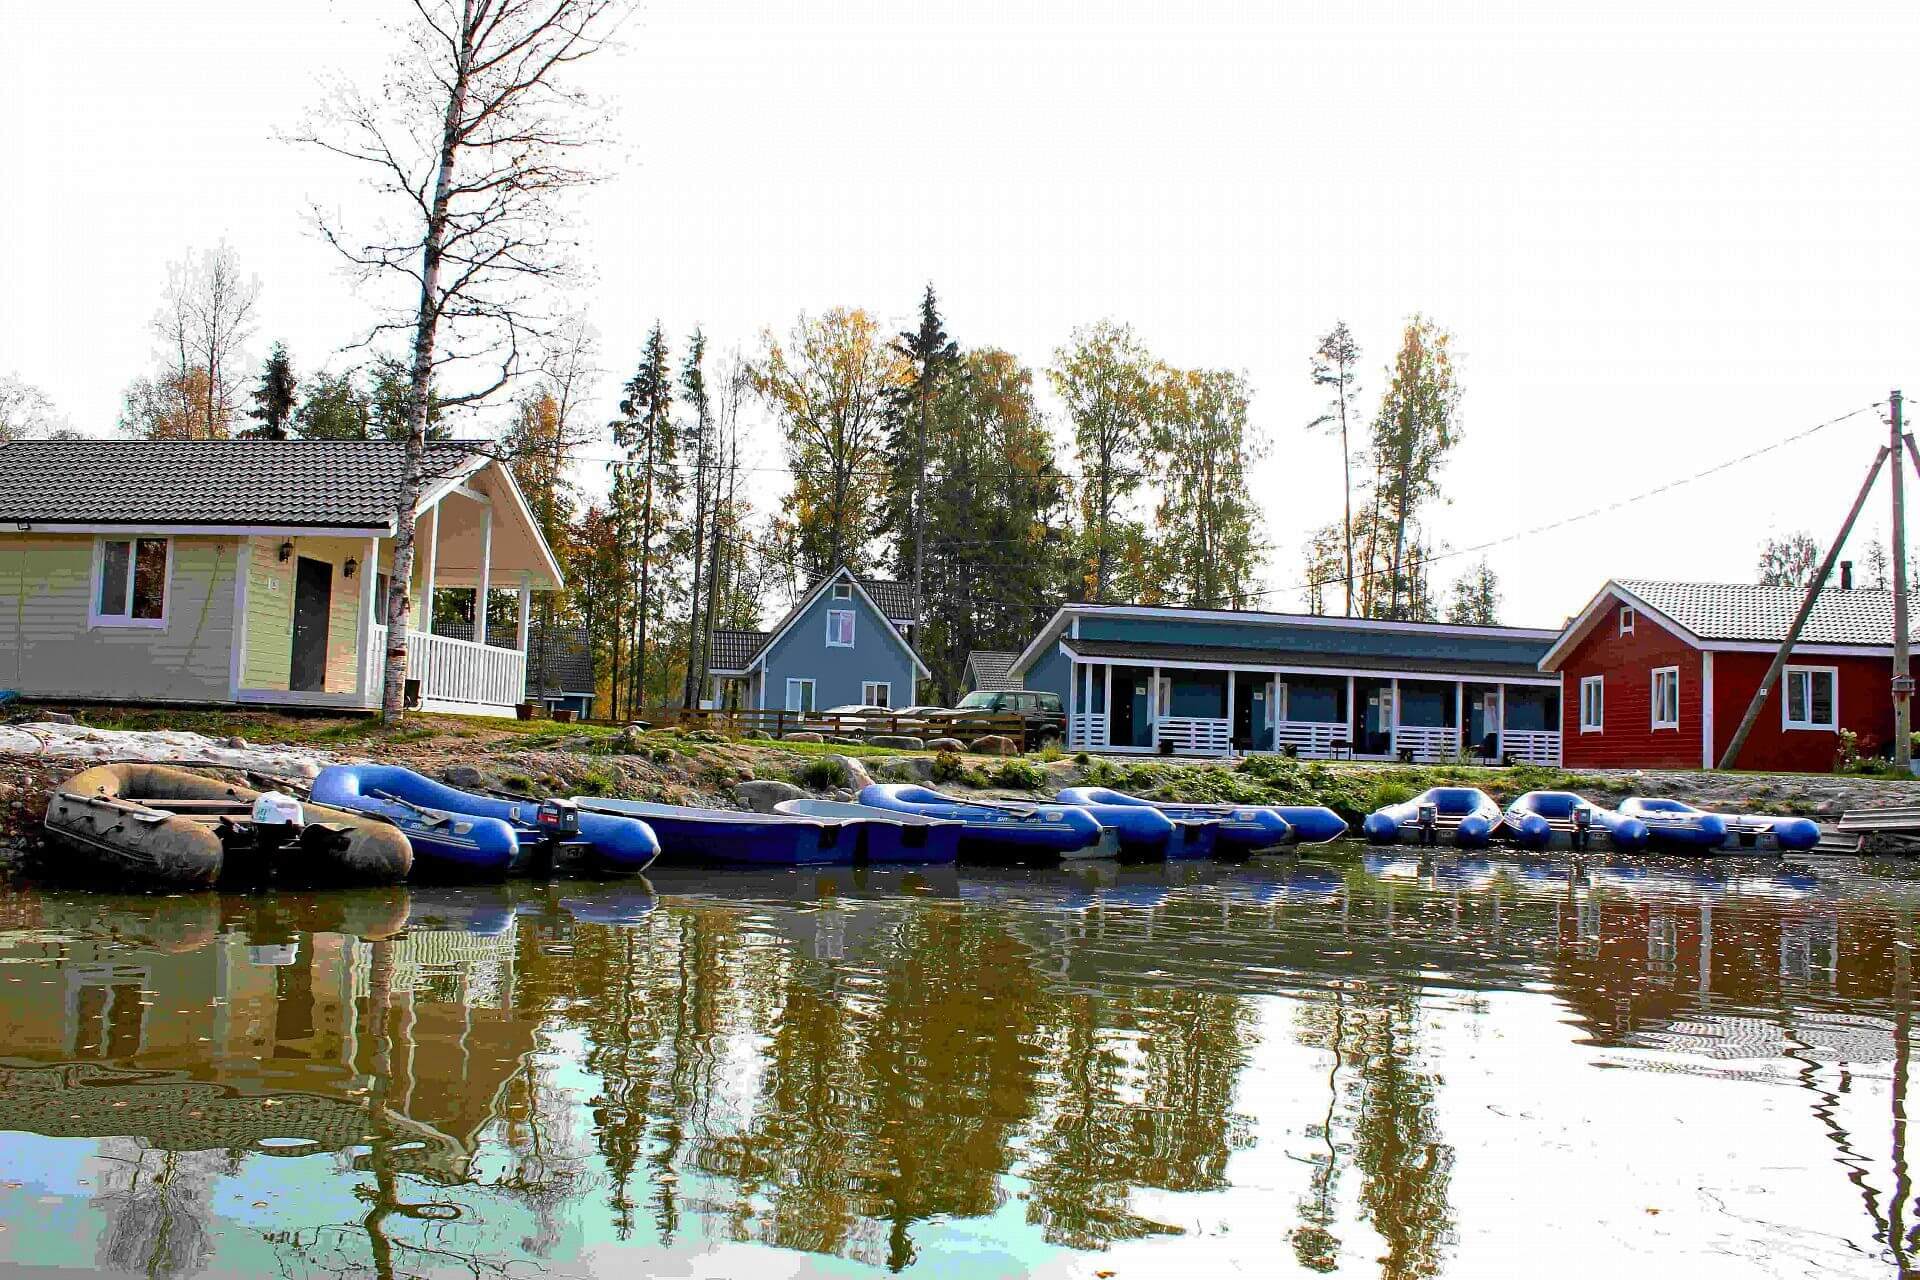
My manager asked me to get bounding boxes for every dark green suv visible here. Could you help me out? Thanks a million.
[941,689,1067,750]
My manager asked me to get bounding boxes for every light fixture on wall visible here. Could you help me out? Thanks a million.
[343,557,358,579]
[277,541,293,563]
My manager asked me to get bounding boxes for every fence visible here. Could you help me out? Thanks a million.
[627,706,1037,749]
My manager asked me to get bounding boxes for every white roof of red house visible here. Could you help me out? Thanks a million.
[1541,578,1901,670]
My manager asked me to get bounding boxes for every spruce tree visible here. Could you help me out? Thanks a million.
[887,285,960,618]
[245,343,297,439]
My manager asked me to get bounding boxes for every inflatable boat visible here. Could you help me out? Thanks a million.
[312,765,658,878]
[1618,797,1818,853]
[772,798,963,865]
[1362,787,1502,848]
[44,763,413,889]
[1502,791,1649,852]
[1049,788,1218,859]
[857,784,1120,860]
[574,797,860,866]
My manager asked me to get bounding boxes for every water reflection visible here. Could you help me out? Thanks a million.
[0,853,1916,1276]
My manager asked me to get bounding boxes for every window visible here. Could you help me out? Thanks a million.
[831,581,853,600]
[1010,693,1038,713]
[1154,676,1173,717]
[1783,666,1838,731]
[1619,606,1635,636]
[862,681,891,708]
[1651,666,1679,729]
[825,609,854,647]
[785,678,816,713]
[1580,676,1604,732]
[91,537,170,627]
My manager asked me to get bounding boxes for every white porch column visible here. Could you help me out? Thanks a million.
[474,503,493,646]
[421,502,439,636]
[1067,659,1079,747]
[1151,665,1162,742]
[1224,671,1236,757]
[1103,666,1113,746]
[1346,674,1356,750]
[1390,677,1400,756]
[357,535,380,705]
[1497,683,1507,760]
[516,579,532,651]
[1455,681,1465,754]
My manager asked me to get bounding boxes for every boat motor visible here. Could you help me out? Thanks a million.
[1416,801,1439,848]
[535,798,581,839]
[1571,804,1593,852]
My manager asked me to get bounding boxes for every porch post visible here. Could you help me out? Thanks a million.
[1067,659,1079,748]
[357,534,380,705]
[421,502,439,636]
[516,579,532,651]
[1103,665,1113,748]
[474,503,493,646]
[1151,665,1162,747]
[1455,681,1465,756]
[1224,670,1236,757]
[1497,683,1508,760]
[1346,674,1356,751]
[1390,677,1400,756]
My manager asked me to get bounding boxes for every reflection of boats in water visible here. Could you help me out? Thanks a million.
[641,861,963,903]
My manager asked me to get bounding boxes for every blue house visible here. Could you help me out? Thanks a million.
[706,567,928,712]
[1008,603,1564,762]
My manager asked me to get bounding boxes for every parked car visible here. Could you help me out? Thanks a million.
[820,703,895,717]
[935,689,1066,749]
[896,705,950,719]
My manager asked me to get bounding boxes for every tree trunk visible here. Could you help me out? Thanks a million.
[637,419,656,717]
[1338,374,1353,616]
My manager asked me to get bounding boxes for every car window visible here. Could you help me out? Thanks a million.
[954,692,995,710]
[1011,693,1038,713]
[1035,693,1062,714]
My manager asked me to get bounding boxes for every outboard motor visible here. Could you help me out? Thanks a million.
[1416,801,1439,848]
[1571,804,1593,852]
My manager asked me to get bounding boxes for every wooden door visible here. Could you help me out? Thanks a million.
[290,557,333,692]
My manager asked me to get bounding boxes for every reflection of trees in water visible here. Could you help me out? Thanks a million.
[91,1143,225,1280]
[1290,987,1347,1272]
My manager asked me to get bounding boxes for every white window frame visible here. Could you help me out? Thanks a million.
[1619,605,1635,636]
[1650,666,1680,730]
[825,608,854,648]
[88,535,173,629]
[862,680,892,708]
[831,581,853,600]
[785,677,816,713]
[1782,665,1839,732]
[1579,675,1604,732]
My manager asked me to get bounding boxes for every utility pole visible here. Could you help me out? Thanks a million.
[1895,390,1913,773]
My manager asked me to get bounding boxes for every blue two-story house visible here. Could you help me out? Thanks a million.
[1008,603,1564,763]
[706,567,928,713]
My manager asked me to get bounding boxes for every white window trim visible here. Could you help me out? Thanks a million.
[1781,665,1839,732]
[1619,606,1635,636]
[88,535,173,629]
[831,581,853,600]
[785,677,816,713]
[862,680,892,708]
[1651,665,1680,730]
[1579,675,1604,733]
[825,608,854,648]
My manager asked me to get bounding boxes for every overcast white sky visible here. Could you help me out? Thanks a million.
[4,0,1918,628]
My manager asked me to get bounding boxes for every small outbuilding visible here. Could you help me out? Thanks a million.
[704,566,927,713]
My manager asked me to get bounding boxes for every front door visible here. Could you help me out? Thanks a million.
[290,557,333,692]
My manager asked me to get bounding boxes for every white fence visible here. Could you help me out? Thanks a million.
[1069,713,1110,749]
[1500,729,1562,766]
[1155,716,1232,755]
[372,626,527,712]
[1393,725,1461,762]
[1271,720,1348,758]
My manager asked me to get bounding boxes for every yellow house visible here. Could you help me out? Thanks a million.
[0,438,564,716]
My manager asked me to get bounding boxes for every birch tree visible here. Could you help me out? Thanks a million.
[1370,316,1461,619]
[300,0,630,720]
[1309,321,1362,615]
[1154,367,1264,607]
[1050,322,1159,602]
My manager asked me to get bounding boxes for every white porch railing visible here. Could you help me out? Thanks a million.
[1271,720,1348,758]
[1069,713,1110,749]
[370,625,527,711]
[1500,729,1562,766]
[1155,716,1232,755]
[1392,725,1461,762]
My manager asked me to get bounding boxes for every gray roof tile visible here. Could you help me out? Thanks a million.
[709,629,768,672]
[0,438,479,528]
[1620,579,1897,645]
[966,649,1021,690]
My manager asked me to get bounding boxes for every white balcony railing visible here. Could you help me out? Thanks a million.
[371,624,527,711]
[1069,712,1110,749]
[1392,725,1461,762]
[1155,716,1232,755]
[1271,720,1349,758]
[1501,729,1562,766]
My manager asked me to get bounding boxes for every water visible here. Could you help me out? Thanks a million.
[0,846,1917,1278]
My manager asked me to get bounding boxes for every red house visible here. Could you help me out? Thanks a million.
[1539,578,1917,772]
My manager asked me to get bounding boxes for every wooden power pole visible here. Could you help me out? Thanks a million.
[1895,390,1913,773]
[1720,444,1890,769]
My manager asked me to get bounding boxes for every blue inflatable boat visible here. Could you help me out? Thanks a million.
[1050,788,1220,859]
[858,784,1120,860]
[1362,787,1502,848]
[312,765,659,879]
[1502,791,1649,852]
[575,797,859,867]
[1618,797,1818,853]
[772,798,963,865]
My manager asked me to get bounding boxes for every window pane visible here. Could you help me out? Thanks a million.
[131,539,167,619]
[1811,672,1834,724]
[1787,673,1807,723]
[97,541,130,616]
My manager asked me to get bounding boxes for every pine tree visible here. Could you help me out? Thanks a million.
[1445,559,1500,624]
[293,370,372,439]
[1309,322,1362,615]
[679,331,711,708]
[244,343,297,439]
[1370,316,1461,619]
[887,285,960,618]
[613,325,680,716]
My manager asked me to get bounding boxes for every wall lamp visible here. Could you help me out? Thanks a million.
[277,541,293,563]
[343,557,359,579]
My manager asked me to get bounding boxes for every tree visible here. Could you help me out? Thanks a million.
[300,0,631,721]
[1309,322,1362,615]
[1445,558,1499,624]
[1154,367,1264,607]
[244,342,297,439]
[293,369,373,439]
[1758,531,1821,590]
[142,242,260,440]
[0,374,65,441]
[1050,322,1160,601]
[751,308,903,580]
[887,285,960,615]
[369,355,446,440]
[612,324,680,716]
[678,330,712,708]
[1301,522,1344,616]
[1370,316,1461,619]
[119,367,216,440]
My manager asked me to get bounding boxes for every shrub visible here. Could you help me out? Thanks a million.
[930,752,976,786]
[791,757,849,791]
[988,759,1047,791]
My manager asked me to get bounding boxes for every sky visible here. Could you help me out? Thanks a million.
[3,0,1919,628]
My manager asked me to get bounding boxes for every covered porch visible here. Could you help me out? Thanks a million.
[1063,652,1562,765]
[234,460,563,718]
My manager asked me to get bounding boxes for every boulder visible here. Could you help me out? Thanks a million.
[970,735,1019,756]
[734,779,805,813]
[443,764,488,789]
[927,737,966,753]
[43,711,75,725]
[868,734,925,750]
[783,731,825,743]
[832,754,875,789]
[224,736,249,750]
[824,735,863,746]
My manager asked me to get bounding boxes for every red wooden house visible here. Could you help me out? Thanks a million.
[1539,578,1917,772]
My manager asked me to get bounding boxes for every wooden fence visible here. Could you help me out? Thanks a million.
[617,706,1038,749]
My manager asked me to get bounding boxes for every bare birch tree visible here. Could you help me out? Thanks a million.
[299,0,630,720]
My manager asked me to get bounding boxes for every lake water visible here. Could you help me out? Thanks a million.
[0,846,1916,1278]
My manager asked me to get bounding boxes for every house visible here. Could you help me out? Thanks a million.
[1009,602,1564,761]
[1539,578,1917,772]
[964,649,1020,694]
[705,566,927,712]
[0,438,563,716]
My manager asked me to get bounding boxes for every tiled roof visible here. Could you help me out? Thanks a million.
[709,628,768,672]
[860,578,919,623]
[0,438,479,527]
[966,649,1020,690]
[1620,579,1898,645]
[1061,637,1550,682]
